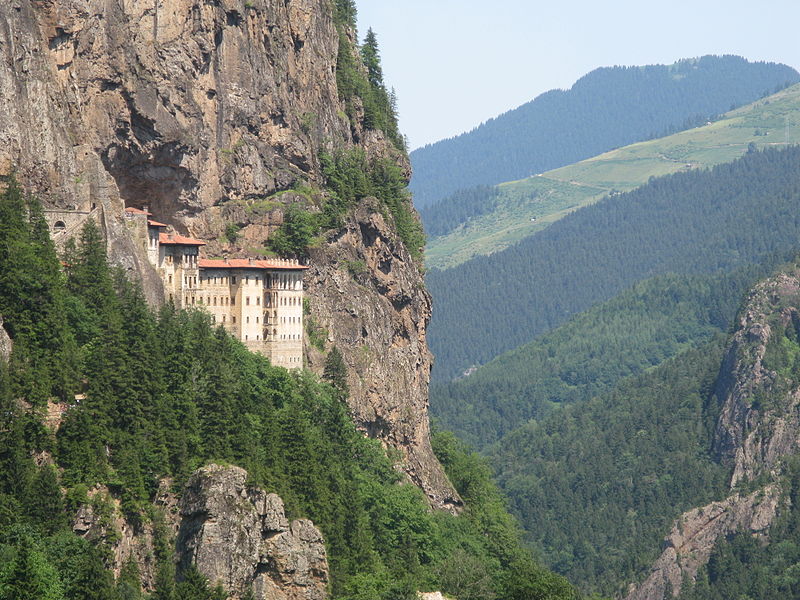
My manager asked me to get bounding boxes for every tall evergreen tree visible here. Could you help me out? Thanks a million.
[323,346,349,399]
[360,29,383,89]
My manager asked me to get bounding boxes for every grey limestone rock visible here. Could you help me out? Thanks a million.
[0,315,11,362]
[178,464,328,600]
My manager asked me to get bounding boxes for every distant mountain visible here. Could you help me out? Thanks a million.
[427,145,800,382]
[422,82,800,269]
[410,55,799,208]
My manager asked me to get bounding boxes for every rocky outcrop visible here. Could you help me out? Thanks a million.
[71,485,161,589]
[69,465,327,599]
[713,272,800,487]
[1,0,458,509]
[0,315,11,362]
[625,486,781,600]
[178,464,328,600]
[625,268,800,600]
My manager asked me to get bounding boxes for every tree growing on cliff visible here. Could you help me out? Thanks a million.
[333,0,357,29]
[323,346,349,399]
[360,29,383,89]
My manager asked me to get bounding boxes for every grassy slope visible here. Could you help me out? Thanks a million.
[426,83,800,269]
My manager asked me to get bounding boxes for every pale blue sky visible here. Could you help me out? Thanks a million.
[356,0,800,150]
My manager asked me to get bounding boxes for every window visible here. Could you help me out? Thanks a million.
[222,315,226,323]
[256,297,260,306]
[246,297,250,306]
[168,275,172,284]
[231,298,235,306]
[232,276,237,284]
[246,317,250,324]
[232,317,236,324]
[256,317,259,323]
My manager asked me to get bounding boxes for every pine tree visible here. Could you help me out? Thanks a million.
[116,558,144,600]
[323,346,349,399]
[65,544,117,600]
[0,535,65,600]
[333,0,357,29]
[360,29,383,89]
[25,464,67,534]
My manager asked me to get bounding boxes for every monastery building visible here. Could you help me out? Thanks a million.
[125,207,308,368]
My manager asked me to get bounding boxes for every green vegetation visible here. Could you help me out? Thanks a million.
[321,148,424,260]
[425,82,800,268]
[223,222,240,244]
[488,340,730,597]
[431,262,788,449]
[0,178,577,599]
[267,149,423,261]
[428,145,800,382]
[411,56,799,208]
[333,3,404,151]
[267,203,319,256]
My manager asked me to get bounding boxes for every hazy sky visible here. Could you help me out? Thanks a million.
[356,0,800,150]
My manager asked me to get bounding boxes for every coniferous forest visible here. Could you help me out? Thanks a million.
[427,145,800,382]
[0,178,577,600]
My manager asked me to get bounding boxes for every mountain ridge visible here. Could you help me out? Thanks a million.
[424,81,800,269]
[410,55,799,208]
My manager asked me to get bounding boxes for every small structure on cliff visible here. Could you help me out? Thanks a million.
[125,206,308,368]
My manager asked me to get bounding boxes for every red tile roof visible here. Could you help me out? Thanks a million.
[199,258,308,271]
[148,219,168,228]
[125,207,152,216]
[159,233,206,246]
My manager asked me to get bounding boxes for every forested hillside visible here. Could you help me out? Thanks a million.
[488,341,730,597]
[0,179,578,600]
[410,55,799,207]
[427,145,800,382]
[430,260,792,448]
[484,259,800,598]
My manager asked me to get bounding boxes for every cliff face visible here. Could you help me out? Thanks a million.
[0,0,457,509]
[625,268,800,600]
